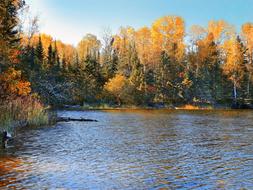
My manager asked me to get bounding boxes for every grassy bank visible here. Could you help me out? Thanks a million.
[60,103,233,111]
[0,96,49,134]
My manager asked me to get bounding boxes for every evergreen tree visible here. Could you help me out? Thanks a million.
[53,41,60,69]
[34,36,44,71]
[47,43,54,67]
[85,55,103,84]
[203,39,223,103]
[129,46,144,90]
[102,50,118,81]
[18,45,35,79]
[155,51,174,102]
[62,53,67,71]
[0,0,25,72]
[236,36,248,99]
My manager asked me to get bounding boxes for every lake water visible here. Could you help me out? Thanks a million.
[1,110,253,189]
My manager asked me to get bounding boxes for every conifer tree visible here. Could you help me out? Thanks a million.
[0,0,25,72]
[47,43,54,67]
[129,46,144,91]
[102,50,118,81]
[53,41,60,69]
[34,36,44,70]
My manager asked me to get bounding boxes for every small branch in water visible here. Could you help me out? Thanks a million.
[56,117,98,123]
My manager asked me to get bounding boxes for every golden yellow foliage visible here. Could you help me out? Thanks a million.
[189,25,206,41]
[222,38,245,87]
[21,33,76,66]
[27,33,54,51]
[242,23,253,43]
[104,74,128,105]
[242,23,253,63]
[197,33,216,63]
[113,27,136,58]
[151,16,185,63]
[208,20,234,42]
[135,27,152,65]
[77,34,101,61]
[104,74,127,95]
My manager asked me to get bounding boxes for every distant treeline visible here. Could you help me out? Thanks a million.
[1,0,253,109]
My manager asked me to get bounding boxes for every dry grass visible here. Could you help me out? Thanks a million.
[0,96,49,132]
[175,104,213,110]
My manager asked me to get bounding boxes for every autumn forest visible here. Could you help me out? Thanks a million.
[1,0,253,129]
[17,15,253,107]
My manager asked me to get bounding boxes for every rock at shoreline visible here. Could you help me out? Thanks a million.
[231,102,253,109]
[1,131,12,148]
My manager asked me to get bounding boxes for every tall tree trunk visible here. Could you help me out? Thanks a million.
[117,96,121,106]
[233,81,237,101]
[247,73,251,98]
[144,64,147,96]
[247,55,253,98]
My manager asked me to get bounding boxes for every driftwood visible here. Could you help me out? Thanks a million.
[56,117,98,123]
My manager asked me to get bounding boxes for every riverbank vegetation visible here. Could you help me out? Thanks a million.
[0,0,48,135]
[1,0,253,134]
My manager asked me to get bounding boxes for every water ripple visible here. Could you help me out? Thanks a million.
[0,110,253,189]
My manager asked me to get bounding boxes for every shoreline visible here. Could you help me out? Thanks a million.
[58,105,252,111]
[1,106,252,148]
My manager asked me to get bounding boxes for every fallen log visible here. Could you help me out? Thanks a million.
[56,117,98,123]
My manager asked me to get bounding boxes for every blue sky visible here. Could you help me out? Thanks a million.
[26,0,253,45]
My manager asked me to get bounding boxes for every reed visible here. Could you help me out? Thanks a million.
[0,96,49,132]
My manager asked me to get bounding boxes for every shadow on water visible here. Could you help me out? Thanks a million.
[0,109,253,189]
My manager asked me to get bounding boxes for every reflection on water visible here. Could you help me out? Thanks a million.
[0,157,25,188]
[1,110,253,189]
